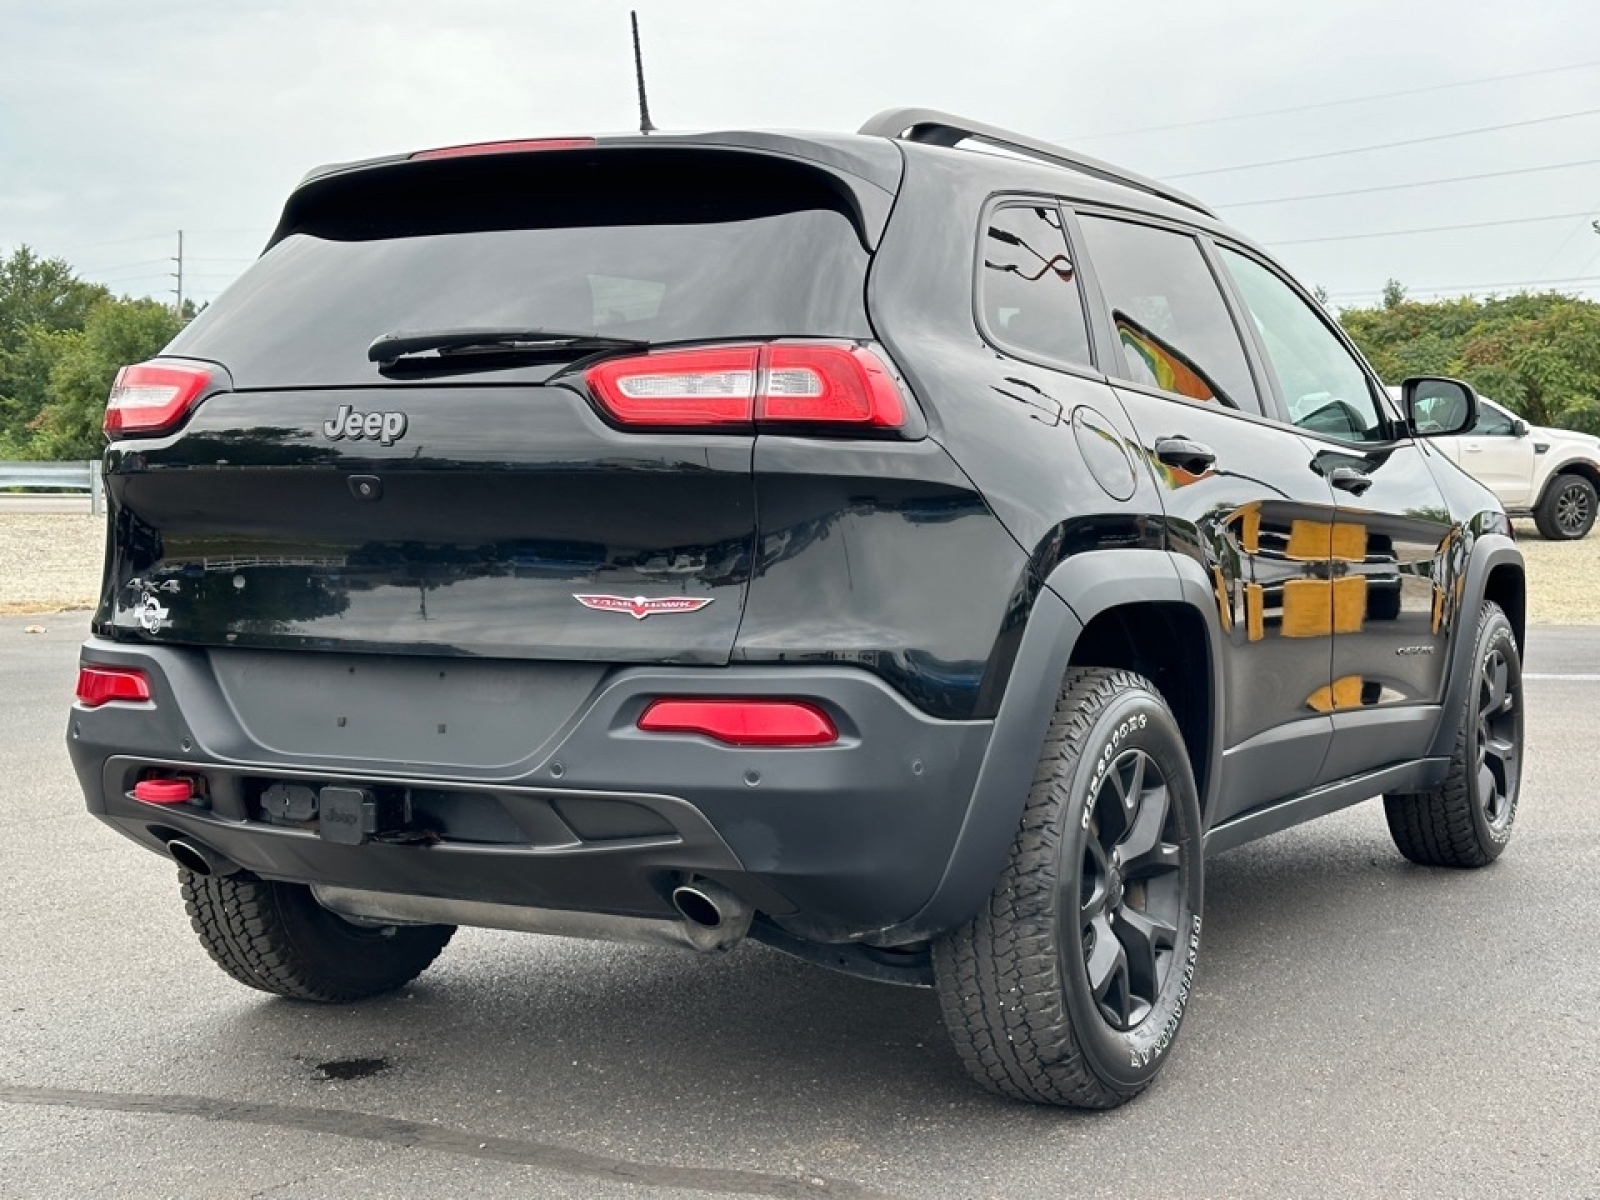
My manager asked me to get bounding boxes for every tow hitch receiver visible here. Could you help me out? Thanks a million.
[317,786,404,845]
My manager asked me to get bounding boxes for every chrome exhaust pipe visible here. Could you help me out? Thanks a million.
[670,879,753,952]
[167,838,240,878]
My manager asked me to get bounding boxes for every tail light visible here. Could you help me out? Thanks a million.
[637,699,838,747]
[585,342,907,432]
[104,360,221,439]
[75,665,152,707]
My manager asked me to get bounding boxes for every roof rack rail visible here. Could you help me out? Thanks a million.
[858,107,1214,219]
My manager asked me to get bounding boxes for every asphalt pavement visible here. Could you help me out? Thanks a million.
[2,615,1597,1198]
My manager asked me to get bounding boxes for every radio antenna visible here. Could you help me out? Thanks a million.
[631,11,656,135]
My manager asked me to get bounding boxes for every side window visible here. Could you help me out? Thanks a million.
[1076,215,1260,413]
[1218,247,1389,444]
[1471,401,1516,437]
[980,203,1093,368]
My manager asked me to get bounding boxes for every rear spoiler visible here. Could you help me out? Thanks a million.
[268,133,904,255]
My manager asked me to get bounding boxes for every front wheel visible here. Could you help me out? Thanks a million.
[933,668,1204,1108]
[1384,601,1522,867]
[1534,473,1597,540]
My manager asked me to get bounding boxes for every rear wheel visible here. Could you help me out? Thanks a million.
[1384,601,1522,867]
[1534,473,1597,540]
[181,871,454,1002]
[933,668,1203,1108]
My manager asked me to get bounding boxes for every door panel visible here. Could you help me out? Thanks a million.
[1311,441,1455,779]
[1112,388,1338,823]
[1458,434,1537,507]
[1206,243,1454,783]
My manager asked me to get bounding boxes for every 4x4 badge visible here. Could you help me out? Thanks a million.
[573,594,714,620]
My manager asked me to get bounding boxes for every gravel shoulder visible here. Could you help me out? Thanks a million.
[2,513,1596,622]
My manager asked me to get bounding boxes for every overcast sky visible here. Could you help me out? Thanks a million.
[2,0,1597,311]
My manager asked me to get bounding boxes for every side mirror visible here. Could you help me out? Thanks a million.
[1403,376,1478,437]
[1511,418,1530,438]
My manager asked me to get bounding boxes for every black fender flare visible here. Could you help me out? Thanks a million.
[875,548,1225,943]
[1427,532,1524,759]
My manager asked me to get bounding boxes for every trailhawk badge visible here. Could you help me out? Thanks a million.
[134,593,170,634]
[573,594,714,620]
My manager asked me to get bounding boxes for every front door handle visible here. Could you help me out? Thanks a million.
[1154,437,1217,474]
[1327,465,1373,496]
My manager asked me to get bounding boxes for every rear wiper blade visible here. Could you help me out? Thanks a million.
[368,327,649,365]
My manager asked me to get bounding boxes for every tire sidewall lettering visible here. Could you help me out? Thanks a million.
[1063,693,1203,1091]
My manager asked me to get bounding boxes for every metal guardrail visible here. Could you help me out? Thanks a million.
[0,461,104,514]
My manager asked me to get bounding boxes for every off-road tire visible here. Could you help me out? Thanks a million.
[181,870,454,1002]
[1384,601,1522,867]
[933,668,1204,1108]
[1534,473,1597,540]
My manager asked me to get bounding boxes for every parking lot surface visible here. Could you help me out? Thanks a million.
[3,616,1598,1198]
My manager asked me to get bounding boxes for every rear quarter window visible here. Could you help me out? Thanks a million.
[978,202,1094,369]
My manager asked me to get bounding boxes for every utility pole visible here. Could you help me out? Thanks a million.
[171,230,185,318]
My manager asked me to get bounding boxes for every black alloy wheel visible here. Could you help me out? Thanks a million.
[934,668,1204,1108]
[1078,747,1185,1031]
[1385,601,1522,867]
[1473,637,1520,834]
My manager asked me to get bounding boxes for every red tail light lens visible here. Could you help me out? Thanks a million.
[584,342,907,432]
[586,346,761,426]
[104,360,218,438]
[637,699,838,747]
[758,344,905,427]
[410,138,597,160]
[75,665,152,707]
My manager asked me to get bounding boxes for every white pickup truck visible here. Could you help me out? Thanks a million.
[1404,391,1600,540]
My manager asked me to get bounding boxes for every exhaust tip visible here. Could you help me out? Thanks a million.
[671,884,725,929]
[167,838,237,878]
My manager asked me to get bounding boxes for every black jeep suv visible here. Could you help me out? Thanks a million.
[68,109,1526,1108]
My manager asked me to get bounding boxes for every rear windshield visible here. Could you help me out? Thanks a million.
[168,151,873,389]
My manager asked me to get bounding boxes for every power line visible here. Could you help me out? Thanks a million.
[1265,211,1595,246]
[1069,59,1600,142]
[1326,273,1600,299]
[1167,108,1600,180]
[1217,158,1600,209]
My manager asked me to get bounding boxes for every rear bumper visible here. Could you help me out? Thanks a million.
[67,638,992,943]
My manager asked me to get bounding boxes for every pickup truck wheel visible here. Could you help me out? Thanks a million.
[1384,601,1522,867]
[1534,473,1597,540]
[933,668,1203,1108]
[180,871,454,1002]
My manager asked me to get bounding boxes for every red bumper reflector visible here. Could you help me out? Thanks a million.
[637,699,838,747]
[75,666,152,707]
[133,779,193,805]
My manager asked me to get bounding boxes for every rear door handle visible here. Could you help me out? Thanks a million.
[1327,466,1373,496]
[1154,437,1217,474]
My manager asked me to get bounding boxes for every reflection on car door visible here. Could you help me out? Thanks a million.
[1072,213,1339,824]
[1214,245,1455,783]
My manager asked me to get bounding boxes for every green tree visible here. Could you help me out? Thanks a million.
[28,298,183,459]
[1340,292,1600,435]
[0,247,112,454]
[0,246,107,344]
